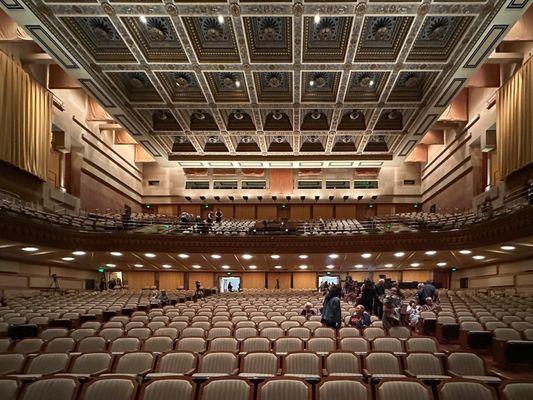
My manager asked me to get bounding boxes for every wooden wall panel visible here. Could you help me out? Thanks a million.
[216,205,235,219]
[256,205,278,220]
[159,272,184,290]
[293,272,317,289]
[313,205,334,219]
[346,271,371,282]
[126,271,154,290]
[375,270,400,282]
[335,204,357,218]
[188,272,215,290]
[158,205,178,216]
[376,204,394,216]
[402,270,431,282]
[235,205,256,219]
[267,272,291,289]
[242,272,266,289]
[290,205,311,220]
[179,204,201,216]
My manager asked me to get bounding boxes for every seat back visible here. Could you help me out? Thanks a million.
[176,338,207,353]
[500,381,533,400]
[258,378,310,400]
[493,328,521,341]
[209,338,239,353]
[156,351,196,374]
[142,336,173,353]
[317,379,368,400]
[284,352,320,376]
[71,353,113,375]
[405,338,439,353]
[439,381,496,400]
[198,352,237,374]
[141,378,194,400]
[81,378,137,400]
[241,352,278,376]
[77,337,107,353]
[325,352,361,375]
[372,337,403,352]
[0,353,25,374]
[377,380,431,400]
[307,338,336,354]
[388,326,411,339]
[338,327,360,338]
[21,377,78,400]
[200,378,252,400]
[44,338,76,353]
[363,327,385,340]
[26,353,70,374]
[241,337,271,353]
[447,353,486,376]
[274,337,304,354]
[365,352,401,374]
[406,353,445,376]
[0,378,19,400]
[109,338,141,353]
[339,337,369,353]
[115,352,154,375]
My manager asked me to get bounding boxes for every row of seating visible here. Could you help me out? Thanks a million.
[2,375,531,400]
[0,350,512,386]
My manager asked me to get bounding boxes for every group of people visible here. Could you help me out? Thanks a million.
[99,277,122,291]
[149,289,169,305]
[308,277,440,332]
[179,209,223,234]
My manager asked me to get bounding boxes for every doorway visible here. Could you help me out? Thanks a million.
[220,276,240,293]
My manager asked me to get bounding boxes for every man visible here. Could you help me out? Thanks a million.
[382,299,401,329]
[421,280,437,302]
[227,281,233,292]
[420,297,441,313]
[375,279,386,318]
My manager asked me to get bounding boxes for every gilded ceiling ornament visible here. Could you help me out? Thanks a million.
[165,3,178,16]
[418,2,430,16]
[230,3,240,17]
[355,2,367,17]
[101,2,115,16]
[292,2,304,16]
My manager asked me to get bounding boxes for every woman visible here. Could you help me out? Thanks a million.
[301,302,316,320]
[321,284,342,329]
[349,305,371,329]
[359,278,377,314]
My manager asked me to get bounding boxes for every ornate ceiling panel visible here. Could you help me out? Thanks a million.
[3,0,528,166]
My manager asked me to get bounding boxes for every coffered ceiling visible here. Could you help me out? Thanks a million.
[1,0,529,168]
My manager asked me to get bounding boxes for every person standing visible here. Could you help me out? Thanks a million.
[215,208,223,223]
[374,279,386,317]
[321,284,342,329]
[227,281,233,292]
[359,278,377,314]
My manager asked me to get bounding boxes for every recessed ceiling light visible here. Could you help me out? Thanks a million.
[299,265,308,270]
[235,80,241,88]
[249,265,257,269]
[329,254,339,259]
[314,14,321,24]
[361,253,372,259]
[326,265,335,269]
[384,263,393,268]
[242,254,253,260]
[72,251,86,256]
[110,252,123,257]
[134,264,143,268]
[425,250,437,256]
[473,255,485,260]
[221,265,230,270]
[274,265,282,269]
[437,262,447,267]
[271,255,280,259]
[500,245,516,251]
[22,247,38,252]
[410,262,420,267]
[299,255,308,259]
[309,80,315,87]
[369,80,375,86]
[140,15,147,24]
[62,257,74,261]
[217,15,224,24]
[144,253,156,258]
[162,264,172,269]
[459,250,472,255]
[354,264,364,269]
[192,265,201,269]
[178,253,189,259]
[106,263,116,268]
[394,252,405,258]
[211,254,221,259]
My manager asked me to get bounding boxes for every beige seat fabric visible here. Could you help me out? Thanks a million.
[22,378,77,400]
[143,337,174,353]
[110,338,141,353]
[77,337,107,353]
[284,352,320,379]
[325,352,362,377]
[113,352,154,375]
[273,337,304,355]
[127,328,152,341]
[405,338,439,353]
[70,329,96,342]
[259,379,310,400]
[200,378,251,400]
[338,328,360,338]
[439,381,495,400]
[181,328,206,338]
[192,352,238,378]
[176,338,207,353]
[313,327,336,339]
[147,352,196,378]
[239,352,278,378]
[405,353,449,380]
[82,378,136,400]
[364,352,405,378]
[142,379,194,400]
[0,378,19,400]
[70,353,113,375]
[501,382,533,400]
[447,353,501,383]
[208,328,232,340]
[40,329,68,341]
[388,326,411,339]
[235,328,258,341]
[241,337,271,353]
[260,327,284,341]
[99,328,124,342]
[25,353,70,375]
[318,380,367,400]
[378,380,431,400]
[363,327,385,341]
[0,353,25,374]
[153,328,179,340]
[44,338,76,353]
[339,337,369,353]
[210,338,239,353]
[307,338,335,354]
[14,339,44,354]
[372,338,403,353]
[493,328,522,341]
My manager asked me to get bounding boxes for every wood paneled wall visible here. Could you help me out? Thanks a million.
[188,272,215,290]
[242,272,266,289]
[293,272,317,289]
[267,273,291,289]
[402,270,431,282]
[159,272,184,290]
[125,271,154,290]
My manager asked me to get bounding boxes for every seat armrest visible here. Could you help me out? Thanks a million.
[230,368,239,375]
[185,368,195,376]
[362,369,371,378]
[404,369,415,377]
[487,369,508,380]
[276,368,283,376]
[322,369,328,377]
[446,370,460,377]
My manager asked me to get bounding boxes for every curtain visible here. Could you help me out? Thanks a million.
[269,169,293,194]
[0,50,52,180]
[497,57,533,178]
[86,96,113,122]
[0,10,31,41]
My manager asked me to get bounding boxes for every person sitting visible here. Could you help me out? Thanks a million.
[158,290,169,305]
[300,302,316,320]
[420,297,441,313]
[349,305,371,329]
[382,300,401,329]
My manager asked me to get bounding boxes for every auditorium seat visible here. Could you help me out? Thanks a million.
[238,352,279,378]
[146,351,196,378]
[77,337,107,353]
[0,353,25,375]
[283,351,321,380]
[68,352,113,377]
[105,352,155,376]
[140,377,195,400]
[317,378,368,400]
[499,381,533,400]
[109,337,141,353]
[199,377,252,400]
[446,352,502,385]
[377,379,433,400]
[192,352,238,378]
[0,378,20,400]
[142,336,173,353]
[273,337,304,355]
[20,377,78,400]
[324,352,362,378]
[363,352,406,380]
[241,337,271,353]
[404,353,450,381]
[338,337,369,353]
[80,377,137,400]
[258,377,311,400]
[438,379,497,400]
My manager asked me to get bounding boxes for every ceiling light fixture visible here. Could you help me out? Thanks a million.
[309,80,315,87]
[217,15,224,24]
[144,253,156,258]
[410,262,420,267]
[271,255,280,259]
[425,250,437,256]
[437,262,447,267]
[473,255,485,260]
[110,252,123,257]
[314,14,321,24]
[326,265,335,269]
[369,80,375,86]
[235,80,241,88]
[329,254,339,259]
[178,253,189,259]
[192,265,201,269]
[62,257,74,261]
[134,264,143,268]
[211,254,221,259]
[274,265,282,269]
[385,263,393,268]
[394,252,405,258]
[299,255,308,259]
[299,265,308,270]
[500,245,516,251]
[354,264,364,269]
[242,254,253,260]
[459,250,472,255]
[106,263,116,268]
[221,265,230,270]
[22,247,39,252]
[361,253,372,259]
[72,251,86,256]
[162,264,172,269]
[140,15,147,24]
[249,265,257,269]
